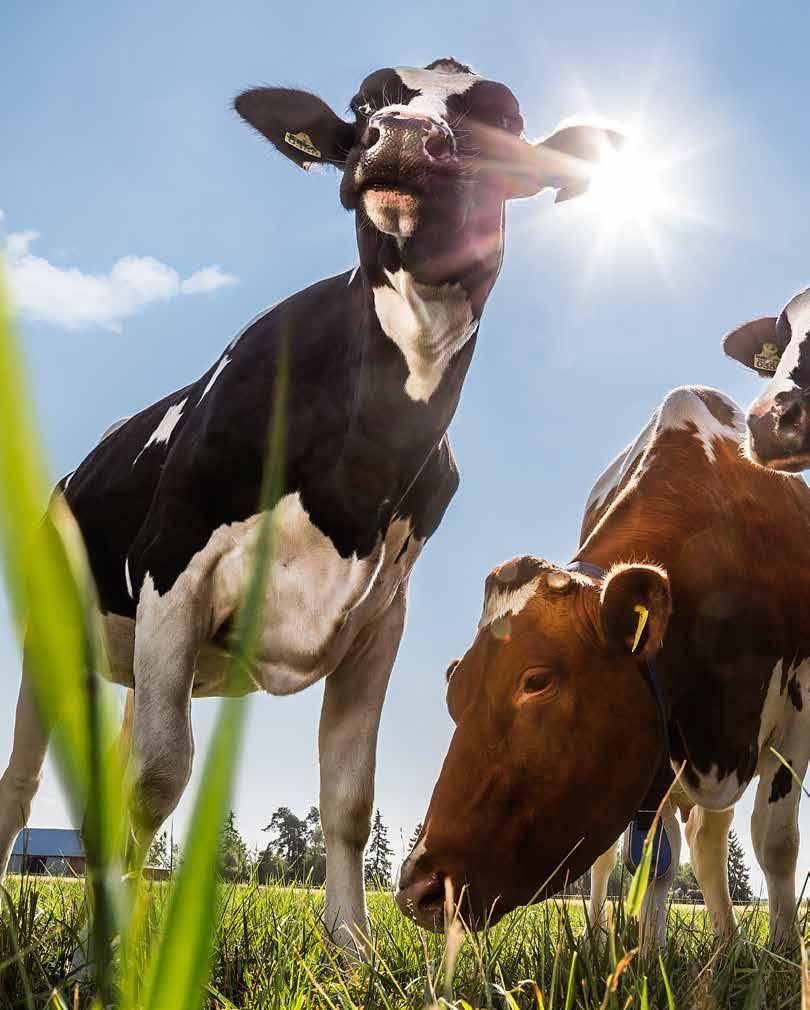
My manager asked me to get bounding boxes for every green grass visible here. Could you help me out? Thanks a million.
[0,875,808,1009]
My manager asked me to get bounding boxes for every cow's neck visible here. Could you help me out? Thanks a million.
[354,200,505,434]
[577,447,810,776]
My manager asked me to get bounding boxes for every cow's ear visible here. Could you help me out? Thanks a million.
[722,316,785,378]
[235,88,357,170]
[527,123,625,202]
[599,563,671,661]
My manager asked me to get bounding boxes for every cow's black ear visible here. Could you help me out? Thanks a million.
[509,122,622,200]
[599,563,671,661]
[722,316,784,378]
[235,88,357,170]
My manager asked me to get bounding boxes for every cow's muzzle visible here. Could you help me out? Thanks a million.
[747,387,810,471]
[396,865,447,930]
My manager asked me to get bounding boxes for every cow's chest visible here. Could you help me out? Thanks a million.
[200,492,421,695]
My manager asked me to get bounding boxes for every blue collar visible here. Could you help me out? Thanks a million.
[567,560,670,762]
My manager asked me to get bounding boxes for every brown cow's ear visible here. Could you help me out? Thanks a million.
[599,564,671,660]
[235,87,357,169]
[722,316,785,377]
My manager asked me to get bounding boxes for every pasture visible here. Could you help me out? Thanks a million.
[0,874,808,1009]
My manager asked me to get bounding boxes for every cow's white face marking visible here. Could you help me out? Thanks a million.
[393,67,479,122]
[372,269,477,402]
[198,356,231,404]
[657,387,744,463]
[133,398,187,466]
[754,289,810,406]
[478,576,542,629]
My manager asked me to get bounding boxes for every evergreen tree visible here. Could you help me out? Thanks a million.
[727,829,753,902]
[407,822,423,853]
[364,809,394,886]
[263,806,309,878]
[220,810,250,881]
[303,807,326,886]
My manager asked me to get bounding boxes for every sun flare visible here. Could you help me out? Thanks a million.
[583,140,673,227]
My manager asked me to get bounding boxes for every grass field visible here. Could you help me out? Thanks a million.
[0,874,808,1009]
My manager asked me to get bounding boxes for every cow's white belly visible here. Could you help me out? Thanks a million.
[207,493,420,695]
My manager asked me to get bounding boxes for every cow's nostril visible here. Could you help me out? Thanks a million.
[417,875,445,912]
[424,126,455,161]
[361,126,381,151]
[778,400,807,435]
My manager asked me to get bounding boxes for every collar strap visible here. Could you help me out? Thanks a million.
[566,560,670,762]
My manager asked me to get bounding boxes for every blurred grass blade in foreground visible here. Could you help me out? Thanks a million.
[0,274,126,997]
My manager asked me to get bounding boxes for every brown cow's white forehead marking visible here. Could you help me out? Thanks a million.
[478,558,571,630]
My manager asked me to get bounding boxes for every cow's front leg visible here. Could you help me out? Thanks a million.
[127,571,210,865]
[318,584,408,955]
[751,724,809,949]
[684,804,735,941]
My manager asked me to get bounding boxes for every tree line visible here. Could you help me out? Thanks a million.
[148,806,397,886]
[150,811,754,905]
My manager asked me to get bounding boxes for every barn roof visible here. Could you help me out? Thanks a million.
[12,828,84,858]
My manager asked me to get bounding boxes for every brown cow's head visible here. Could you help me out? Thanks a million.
[397,556,671,931]
[724,285,810,471]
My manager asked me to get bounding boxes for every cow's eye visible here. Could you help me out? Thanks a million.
[521,668,554,696]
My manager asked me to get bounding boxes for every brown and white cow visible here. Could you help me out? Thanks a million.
[724,284,810,471]
[397,386,809,950]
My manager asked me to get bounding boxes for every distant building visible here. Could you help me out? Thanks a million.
[10,828,85,876]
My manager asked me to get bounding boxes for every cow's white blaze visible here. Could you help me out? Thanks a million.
[754,288,810,403]
[479,576,543,629]
[373,269,477,402]
[133,398,187,465]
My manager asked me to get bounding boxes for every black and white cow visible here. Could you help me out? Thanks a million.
[0,58,618,950]
[724,283,810,471]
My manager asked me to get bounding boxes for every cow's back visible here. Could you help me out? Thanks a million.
[62,380,199,617]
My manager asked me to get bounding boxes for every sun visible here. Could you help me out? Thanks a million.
[583,139,673,228]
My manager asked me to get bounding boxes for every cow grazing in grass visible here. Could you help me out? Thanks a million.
[0,58,619,952]
[724,283,810,471]
[398,386,808,950]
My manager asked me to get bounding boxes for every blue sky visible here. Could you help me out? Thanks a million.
[2,1,809,892]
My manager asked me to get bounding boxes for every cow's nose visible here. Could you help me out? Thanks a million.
[396,867,446,929]
[363,111,456,161]
[775,391,810,452]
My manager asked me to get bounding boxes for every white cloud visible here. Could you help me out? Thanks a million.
[1,212,238,333]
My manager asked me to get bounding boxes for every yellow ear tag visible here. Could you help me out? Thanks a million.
[632,604,649,653]
[284,131,321,159]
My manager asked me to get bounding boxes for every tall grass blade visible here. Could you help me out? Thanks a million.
[0,275,125,1000]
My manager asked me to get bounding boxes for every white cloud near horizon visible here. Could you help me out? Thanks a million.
[0,210,237,333]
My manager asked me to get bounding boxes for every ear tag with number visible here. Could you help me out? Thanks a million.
[632,604,649,653]
[753,342,781,373]
[284,131,321,159]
